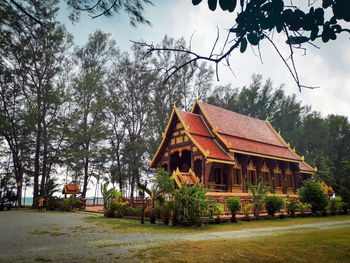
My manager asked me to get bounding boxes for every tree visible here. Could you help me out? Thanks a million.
[247,181,274,219]
[140,0,349,90]
[299,180,329,214]
[0,0,72,206]
[66,30,114,197]
[64,0,153,26]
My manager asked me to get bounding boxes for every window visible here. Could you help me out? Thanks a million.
[247,170,257,185]
[262,172,270,185]
[287,174,293,187]
[232,169,242,185]
[275,173,282,187]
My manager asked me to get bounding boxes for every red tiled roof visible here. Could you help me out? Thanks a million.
[191,135,234,162]
[299,162,315,173]
[177,110,211,137]
[62,184,81,194]
[199,102,285,147]
[220,134,300,161]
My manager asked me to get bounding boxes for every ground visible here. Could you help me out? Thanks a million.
[0,210,350,263]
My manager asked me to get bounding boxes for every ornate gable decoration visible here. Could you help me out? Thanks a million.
[274,164,282,174]
[286,166,292,175]
[247,160,256,171]
[261,161,269,172]
[233,158,241,169]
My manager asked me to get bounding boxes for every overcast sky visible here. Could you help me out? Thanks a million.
[58,0,350,119]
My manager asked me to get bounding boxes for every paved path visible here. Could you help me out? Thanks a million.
[0,210,349,263]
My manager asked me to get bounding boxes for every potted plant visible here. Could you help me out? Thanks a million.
[286,199,299,218]
[226,197,242,223]
[243,204,252,221]
[214,204,224,224]
[265,195,284,218]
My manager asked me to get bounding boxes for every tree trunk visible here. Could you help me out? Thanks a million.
[82,157,89,198]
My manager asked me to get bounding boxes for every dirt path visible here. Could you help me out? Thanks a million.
[0,210,349,263]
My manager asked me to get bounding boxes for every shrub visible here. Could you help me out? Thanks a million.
[247,181,274,220]
[286,199,299,216]
[265,195,284,217]
[298,180,329,214]
[173,182,214,226]
[214,203,224,224]
[244,204,252,218]
[226,197,241,222]
[160,201,172,225]
[328,196,345,215]
[61,194,82,212]
[298,202,311,216]
[101,184,127,217]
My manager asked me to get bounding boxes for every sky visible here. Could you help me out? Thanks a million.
[58,0,350,119]
[54,0,349,197]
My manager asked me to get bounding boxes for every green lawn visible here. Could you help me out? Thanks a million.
[135,226,350,262]
[83,214,350,235]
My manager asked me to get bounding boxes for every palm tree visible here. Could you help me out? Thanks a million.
[246,181,274,220]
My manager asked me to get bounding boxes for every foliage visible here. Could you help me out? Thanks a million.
[64,0,153,26]
[173,183,215,226]
[265,195,285,217]
[298,203,311,216]
[247,181,274,219]
[285,199,299,216]
[101,183,127,217]
[299,180,329,214]
[62,195,83,212]
[328,196,345,214]
[244,204,252,217]
[226,197,241,215]
[188,0,350,90]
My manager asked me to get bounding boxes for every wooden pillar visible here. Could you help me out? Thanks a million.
[204,161,212,187]
[240,156,248,193]
[227,164,233,192]
[167,147,171,175]
[201,155,205,182]
[190,145,194,171]
[255,158,263,184]
[268,159,276,190]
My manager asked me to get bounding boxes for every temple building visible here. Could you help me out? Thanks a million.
[149,100,316,199]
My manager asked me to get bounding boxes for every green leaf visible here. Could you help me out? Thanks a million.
[208,0,217,11]
[322,0,333,9]
[192,0,203,5]
[310,26,319,41]
[247,33,259,46]
[240,37,247,53]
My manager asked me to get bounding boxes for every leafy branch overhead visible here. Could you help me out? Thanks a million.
[140,0,349,91]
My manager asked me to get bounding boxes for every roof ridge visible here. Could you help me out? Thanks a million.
[177,109,202,117]
[198,101,267,123]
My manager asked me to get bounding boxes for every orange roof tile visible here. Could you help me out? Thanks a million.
[220,134,300,161]
[299,162,315,173]
[199,102,285,147]
[177,110,211,137]
[191,135,234,162]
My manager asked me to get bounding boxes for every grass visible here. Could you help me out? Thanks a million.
[135,226,350,262]
[82,214,350,234]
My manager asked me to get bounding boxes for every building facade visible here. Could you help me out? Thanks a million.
[150,100,316,199]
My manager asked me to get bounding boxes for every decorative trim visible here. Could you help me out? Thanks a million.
[229,149,300,163]
[206,158,235,165]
